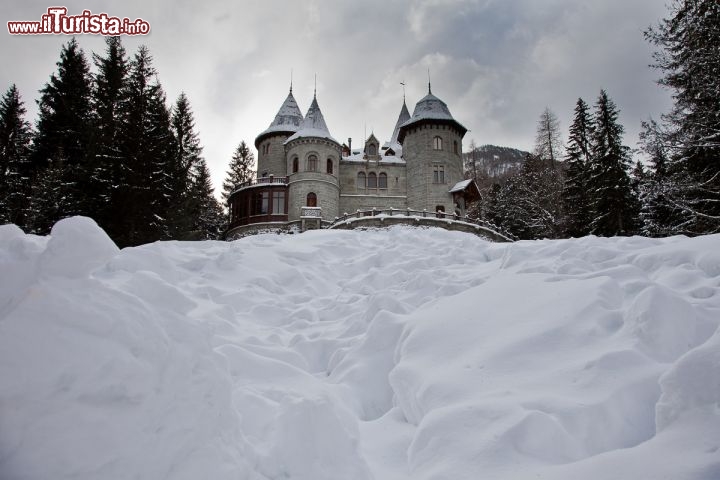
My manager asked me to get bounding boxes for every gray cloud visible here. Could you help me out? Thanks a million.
[1,1,672,195]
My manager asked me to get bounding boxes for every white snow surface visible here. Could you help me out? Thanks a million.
[1,217,719,480]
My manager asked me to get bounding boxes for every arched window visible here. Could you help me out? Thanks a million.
[292,157,299,173]
[357,171,366,189]
[326,158,333,174]
[378,172,388,189]
[307,154,318,171]
[368,144,376,156]
[306,192,317,207]
[453,140,458,154]
[433,136,443,150]
[368,172,377,188]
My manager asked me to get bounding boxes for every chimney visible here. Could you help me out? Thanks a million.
[348,137,352,153]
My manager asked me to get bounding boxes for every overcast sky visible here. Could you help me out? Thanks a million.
[2,0,673,195]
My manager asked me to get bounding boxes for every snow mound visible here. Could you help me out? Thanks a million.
[1,220,719,480]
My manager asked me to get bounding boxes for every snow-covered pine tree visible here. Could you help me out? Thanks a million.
[533,107,563,169]
[167,92,203,238]
[188,158,225,239]
[493,154,563,240]
[645,0,720,234]
[638,119,679,237]
[0,85,33,227]
[221,141,255,207]
[587,90,639,236]
[562,98,593,237]
[30,38,94,233]
[91,36,129,237]
[115,46,176,246]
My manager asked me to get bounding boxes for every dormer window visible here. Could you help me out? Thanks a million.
[368,144,376,156]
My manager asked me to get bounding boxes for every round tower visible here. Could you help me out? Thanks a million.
[398,84,467,215]
[254,87,304,178]
[284,92,341,222]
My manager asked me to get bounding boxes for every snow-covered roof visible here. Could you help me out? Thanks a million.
[285,95,339,145]
[255,90,304,147]
[397,89,467,142]
[342,151,405,164]
[449,179,473,193]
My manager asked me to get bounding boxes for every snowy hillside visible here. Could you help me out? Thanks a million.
[1,217,719,480]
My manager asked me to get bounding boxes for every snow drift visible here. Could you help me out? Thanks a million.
[0,217,718,480]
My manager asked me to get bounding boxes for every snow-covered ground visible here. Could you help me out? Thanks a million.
[1,217,719,480]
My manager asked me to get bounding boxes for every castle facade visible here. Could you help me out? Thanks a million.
[226,83,479,237]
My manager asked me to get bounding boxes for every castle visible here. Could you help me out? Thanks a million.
[226,82,480,238]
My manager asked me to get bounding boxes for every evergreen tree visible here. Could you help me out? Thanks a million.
[493,154,564,240]
[91,36,129,234]
[188,158,225,239]
[167,92,202,237]
[0,85,33,227]
[586,90,639,236]
[562,98,593,237]
[114,45,176,246]
[30,38,94,232]
[221,141,255,207]
[645,0,720,234]
[638,119,680,236]
[533,107,563,168]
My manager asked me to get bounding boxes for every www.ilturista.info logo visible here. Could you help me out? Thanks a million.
[8,7,150,35]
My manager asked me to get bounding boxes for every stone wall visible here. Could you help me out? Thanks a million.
[338,159,408,213]
[402,123,464,214]
[256,133,290,178]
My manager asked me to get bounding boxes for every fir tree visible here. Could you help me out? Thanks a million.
[586,90,639,236]
[167,92,203,238]
[645,0,720,234]
[91,36,129,234]
[30,38,94,232]
[0,85,33,227]
[562,98,593,237]
[188,159,225,239]
[221,141,255,207]
[115,45,176,246]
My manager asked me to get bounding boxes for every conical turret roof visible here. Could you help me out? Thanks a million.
[397,87,467,143]
[285,94,338,145]
[255,89,304,148]
[390,100,411,146]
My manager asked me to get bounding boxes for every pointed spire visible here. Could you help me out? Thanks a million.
[314,74,317,99]
[290,68,293,94]
[428,68,432,95]
[285,90,339,145]
[391,96,412,146]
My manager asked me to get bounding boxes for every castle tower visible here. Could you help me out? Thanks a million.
[284,91,341,222]
[398,84,467,214]
[254,86,304,177]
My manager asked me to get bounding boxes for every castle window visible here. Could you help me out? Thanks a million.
[357,172,366,189]
[368,172,377,188]
[368,144,376,156]
[253,191,269,215]
[307,154,318,171]
[453,140,458,154]
[433,165,445,184]
[306,192,317,207]
[433,136,443,150]
[292,157,299,173]
[272,191,286,214]
[326,158,333,174]
[378,173,387,189]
